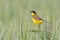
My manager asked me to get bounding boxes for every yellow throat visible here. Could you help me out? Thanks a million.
[32,13,36,16]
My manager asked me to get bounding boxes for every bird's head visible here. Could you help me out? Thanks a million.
[30,11,36,16]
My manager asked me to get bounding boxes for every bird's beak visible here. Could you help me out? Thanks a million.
[30,11,32,12]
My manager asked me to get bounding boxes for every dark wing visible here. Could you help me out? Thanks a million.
[32,15,43,21]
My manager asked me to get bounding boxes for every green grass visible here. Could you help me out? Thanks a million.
[0,0,60,40]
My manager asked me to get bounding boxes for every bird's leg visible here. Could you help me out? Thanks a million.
[38,24,40,31]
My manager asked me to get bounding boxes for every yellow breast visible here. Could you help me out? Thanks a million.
[32,18,43,24]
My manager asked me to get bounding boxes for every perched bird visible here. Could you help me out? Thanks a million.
[30,11,44,24]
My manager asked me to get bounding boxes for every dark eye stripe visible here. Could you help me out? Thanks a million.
[30,11,36,14]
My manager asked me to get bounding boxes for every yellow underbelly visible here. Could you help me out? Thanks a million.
[32,18,43,24]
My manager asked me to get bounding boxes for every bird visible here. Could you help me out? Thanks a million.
[30,11,44,24]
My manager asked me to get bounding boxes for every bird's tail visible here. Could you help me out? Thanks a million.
[43,20,50,23]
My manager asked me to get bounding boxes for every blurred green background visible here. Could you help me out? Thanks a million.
[0,0,60,40]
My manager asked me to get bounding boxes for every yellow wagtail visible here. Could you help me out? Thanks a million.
[30,11,44,24]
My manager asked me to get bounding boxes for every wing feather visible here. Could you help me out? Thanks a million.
[32,15,43,21]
